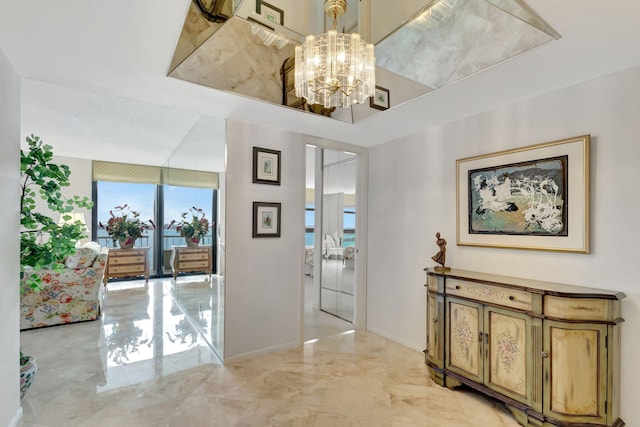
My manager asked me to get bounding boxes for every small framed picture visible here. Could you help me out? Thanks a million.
[370,86,390,110]
[256,0,284,25]
[253,146,281,185]
[253,202,281,238]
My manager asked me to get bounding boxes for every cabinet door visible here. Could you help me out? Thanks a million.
[484,306,534,407]
[426,292,444,369]
[446,298,483,383]
[543,320,608,425]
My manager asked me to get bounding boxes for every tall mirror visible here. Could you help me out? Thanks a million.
[320,149,357,321]
[162,115,226,359]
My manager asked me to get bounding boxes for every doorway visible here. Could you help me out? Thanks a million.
[304,142,366,343]
[320,151,357,321]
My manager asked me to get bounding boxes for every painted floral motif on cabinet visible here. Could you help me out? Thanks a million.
[455,318,474,357]
[489,312,526,396]
[449,303,479,377]
[496,330,519,373]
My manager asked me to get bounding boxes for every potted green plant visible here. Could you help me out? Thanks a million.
[21,134,93,285]
[20,134,93,398]
[172,206,210,247]
[102,204,154,248]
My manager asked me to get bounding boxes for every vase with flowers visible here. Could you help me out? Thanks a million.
[172,206,210,247]
[102,204,154,248]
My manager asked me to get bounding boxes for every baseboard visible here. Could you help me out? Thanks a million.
[366,326,424,354]
[223,339,299,363]
[8,406,23,427]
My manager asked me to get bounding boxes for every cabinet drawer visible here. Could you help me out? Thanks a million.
[427,275,438,292]
[544,296,611,321]
[109,264,146,274]
[111,248,146,256]
[179,253,209,262]
[178,261,209,270]
[110,255,146,265]
[446,279,531,311]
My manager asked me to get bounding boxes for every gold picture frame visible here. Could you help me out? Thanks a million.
[456,135,590,253]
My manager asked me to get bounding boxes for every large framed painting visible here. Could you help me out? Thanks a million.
[457,135,590,253]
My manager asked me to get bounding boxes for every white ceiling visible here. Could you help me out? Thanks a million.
[2,0,640,168]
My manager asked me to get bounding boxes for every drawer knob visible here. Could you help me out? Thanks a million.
[455,285,461,290]
[541,351,549,358]
[508,295,515,301]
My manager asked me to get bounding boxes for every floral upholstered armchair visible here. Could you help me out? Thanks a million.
[20,243,109,330]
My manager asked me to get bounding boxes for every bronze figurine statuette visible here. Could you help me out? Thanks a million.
[431,232,450,272]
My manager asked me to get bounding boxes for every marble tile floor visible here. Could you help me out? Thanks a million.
[18,276,521,427]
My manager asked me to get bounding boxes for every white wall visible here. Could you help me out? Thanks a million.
[224,119,305,360]
[367,64,640,423]
[0,49,22,427]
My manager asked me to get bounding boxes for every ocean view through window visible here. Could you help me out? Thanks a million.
[95,181,216,277]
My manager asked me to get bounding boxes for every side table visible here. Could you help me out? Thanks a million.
[171,246,212,279]
[104,247,150,284]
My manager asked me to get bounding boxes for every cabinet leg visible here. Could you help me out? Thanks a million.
[444,376,463,390]
[427,368,445,387]
[506,405,543,427]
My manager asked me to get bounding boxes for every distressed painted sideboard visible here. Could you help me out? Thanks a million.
[424,268,625,427]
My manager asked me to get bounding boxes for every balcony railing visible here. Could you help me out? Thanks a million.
[96,233,214,249]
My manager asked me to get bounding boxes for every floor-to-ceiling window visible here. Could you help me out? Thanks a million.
[95,181,158,273]
[92,161,219,279]
[162,185,216,275]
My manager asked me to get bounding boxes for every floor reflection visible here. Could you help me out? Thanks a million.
[103,279,223,393]
[164,275,224,359]
[20,277,222,407]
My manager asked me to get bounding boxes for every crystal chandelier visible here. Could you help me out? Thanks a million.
[294,0,375,109]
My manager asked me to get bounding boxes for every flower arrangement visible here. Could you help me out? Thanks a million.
[102,204,154,247]
[172,206,210,246]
